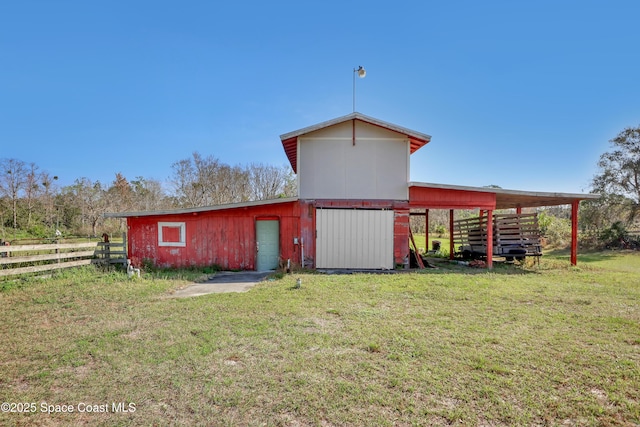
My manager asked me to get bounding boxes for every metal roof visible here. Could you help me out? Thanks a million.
[409,182,600,209]
[280,112,432,173]
[104,197,299,218]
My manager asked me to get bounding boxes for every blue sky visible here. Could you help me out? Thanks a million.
[1,1,639,194]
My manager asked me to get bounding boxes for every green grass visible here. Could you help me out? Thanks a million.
[1,252,639,426]
[411,234,451,256]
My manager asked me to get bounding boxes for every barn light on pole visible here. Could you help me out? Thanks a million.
[353,66,366,112]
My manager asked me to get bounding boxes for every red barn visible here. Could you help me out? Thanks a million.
[107,113,598,270]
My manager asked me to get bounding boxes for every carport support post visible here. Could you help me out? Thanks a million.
[449,209,454,260]
[425,209,429,252]
[571,200,579,266]
[486,209,494,269]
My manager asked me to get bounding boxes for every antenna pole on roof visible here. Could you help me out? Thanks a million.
[353,66,366,112]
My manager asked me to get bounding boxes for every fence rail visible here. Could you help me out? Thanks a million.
[0,233,127,278]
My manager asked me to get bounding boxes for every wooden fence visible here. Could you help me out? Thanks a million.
[0,233,127,278]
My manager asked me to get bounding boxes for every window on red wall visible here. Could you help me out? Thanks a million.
[158,222,186,247]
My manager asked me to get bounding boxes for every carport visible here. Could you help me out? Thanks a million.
[408,182,600,268]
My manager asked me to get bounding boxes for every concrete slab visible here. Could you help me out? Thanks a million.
[170,271,273,298]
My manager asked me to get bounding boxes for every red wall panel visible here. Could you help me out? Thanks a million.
[127,201,301,270]
[393,207,410,266]
[409,186,496,209]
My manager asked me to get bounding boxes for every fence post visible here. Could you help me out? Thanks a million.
[122,232,127,260]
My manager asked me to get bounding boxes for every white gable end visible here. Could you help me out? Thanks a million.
[298,120,409,200]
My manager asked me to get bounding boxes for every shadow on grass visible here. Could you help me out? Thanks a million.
[416,257,537,276]
[545,248,630,263]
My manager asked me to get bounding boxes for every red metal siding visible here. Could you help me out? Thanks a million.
[298,200,316,268]
[127,201,301,270]
[409,186,496,210]
[393,207,410,266]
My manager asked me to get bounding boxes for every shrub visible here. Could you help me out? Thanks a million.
[26,224,51,238]
[541,216,572,248]
[600,221,627,243]
[599,221,639,249]
[432,224,447,237]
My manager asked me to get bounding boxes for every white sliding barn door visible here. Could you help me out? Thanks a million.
[316,209,394,269]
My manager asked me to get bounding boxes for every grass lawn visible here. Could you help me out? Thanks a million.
[410,234,451,255]
[1,252,639,426]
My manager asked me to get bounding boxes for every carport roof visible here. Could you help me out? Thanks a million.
[280,112,432,173]
[409,182,600,210]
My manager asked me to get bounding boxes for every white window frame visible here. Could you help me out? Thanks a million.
[158,222,186,247]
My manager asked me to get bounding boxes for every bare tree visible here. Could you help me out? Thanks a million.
[212,164,250,204]
[0,158,27,229]
[130,176,172,211]
[23,163,42,228]
[62,178,108,236]
[170,153,298,208]
[41,173,59,228]
[170,157,203,208]
[170,153,250,207]
[249,163,295,200]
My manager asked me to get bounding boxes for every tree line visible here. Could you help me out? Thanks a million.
[0,152,295,240]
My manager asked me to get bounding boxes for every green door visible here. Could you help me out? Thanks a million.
[256,220,279,271]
